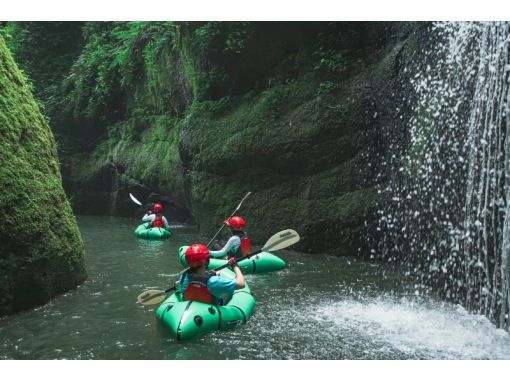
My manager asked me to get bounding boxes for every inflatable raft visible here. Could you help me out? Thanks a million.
[178,245,286,274]
[134,222,172,240]
[156,268,256,340]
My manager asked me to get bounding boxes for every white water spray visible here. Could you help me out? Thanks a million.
[377,22,510,328]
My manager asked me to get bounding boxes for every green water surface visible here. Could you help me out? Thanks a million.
[1,216,510,359]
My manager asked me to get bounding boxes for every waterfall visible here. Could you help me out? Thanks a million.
[377,22,510,328]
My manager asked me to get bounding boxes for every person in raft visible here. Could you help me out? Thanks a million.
[142,203,170,230]
[209,216,252,260]
[179,243,245,305]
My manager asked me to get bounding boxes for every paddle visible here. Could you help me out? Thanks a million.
[129,193,143,206]
[206,191,251,248]
[131,192,175,232]
[130,192,176,211]
[137,228,300,306]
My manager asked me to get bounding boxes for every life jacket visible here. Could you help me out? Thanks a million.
[240,235,251,256]
[152,214,164,228]
[182,271,217,305]
[229,231,251,259]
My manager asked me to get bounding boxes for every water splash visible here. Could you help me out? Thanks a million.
[209,292,510,359]
[313,297,510,359]
[376,22,510,328]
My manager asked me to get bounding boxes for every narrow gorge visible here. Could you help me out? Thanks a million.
[1,22,510,355]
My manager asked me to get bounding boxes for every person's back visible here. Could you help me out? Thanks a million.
[151,212,165,228]
[179,244,245,305]
[182,270,216,304]
[209,216,251,259]
[142,203,170,230]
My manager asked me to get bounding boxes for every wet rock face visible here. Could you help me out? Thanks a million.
[178,22,411,254]
[57,120,193,223]
[6,22,414,255]
[0,36,86,317]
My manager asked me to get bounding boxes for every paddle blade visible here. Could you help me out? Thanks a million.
[130,193,143,206]
[262,229,300,252]
[137,289,166,305]
[234,192,251,213]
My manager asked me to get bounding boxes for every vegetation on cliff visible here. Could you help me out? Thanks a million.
[177,22,400,252]
[0,36,86,316]
[2,21,406,254]
[1,22,84,127]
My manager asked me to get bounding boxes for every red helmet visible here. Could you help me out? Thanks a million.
[185,244,210,267]
[153,203,163,213]
[224,216,246,231]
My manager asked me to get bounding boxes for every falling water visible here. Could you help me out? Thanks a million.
[377,22,510,328]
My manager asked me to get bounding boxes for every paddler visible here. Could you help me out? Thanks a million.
[179,244,245,305]
[209,216,252,259]
[142,203,170,230]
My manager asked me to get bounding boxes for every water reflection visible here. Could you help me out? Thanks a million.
[137,239,167,254]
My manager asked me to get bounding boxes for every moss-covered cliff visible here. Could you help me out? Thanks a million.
[1,22,84,120]
[47,22,191,220]
[178,22,404,253]
[3,22,413,255]
[0,36,86,316]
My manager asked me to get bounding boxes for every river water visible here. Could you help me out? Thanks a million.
[1,216,510,359]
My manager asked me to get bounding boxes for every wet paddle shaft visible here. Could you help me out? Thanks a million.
[206,192,251,248]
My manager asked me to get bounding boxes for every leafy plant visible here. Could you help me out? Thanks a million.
[313,48,349,74]
[315,81,338,97]
[62,22,177,124]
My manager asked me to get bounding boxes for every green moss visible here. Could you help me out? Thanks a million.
[18,22,398,256]
[173,23,385,254]
[403,29,420,59]
[189,163,379,253]
[70,114,183,201]
[1,22,84,126]
[0,36,86,316]
[174,24,200,102]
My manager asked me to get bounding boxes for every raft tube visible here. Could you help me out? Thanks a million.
[134,222,172,240]
[156,268,256,340]
[178,245,286,274]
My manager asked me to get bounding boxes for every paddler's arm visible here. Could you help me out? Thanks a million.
[142,213,155,223]
[232,265,245,289]
[209,236,239,258]
[162,216,170,230]
[227,258,245,289]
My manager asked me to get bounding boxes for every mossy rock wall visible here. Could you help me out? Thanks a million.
[50,22,192,221]
[3,22,414,255]
[0,36,86,317]
[181,69,384,253]
[178,22,408,253]
[63,114,189,220]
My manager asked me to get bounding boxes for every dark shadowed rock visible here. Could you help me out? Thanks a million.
[0,36,86,316]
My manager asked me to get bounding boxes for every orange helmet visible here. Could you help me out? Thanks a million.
[185,244,210,267]
[153,203,163,213]
[224,216,246,231]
